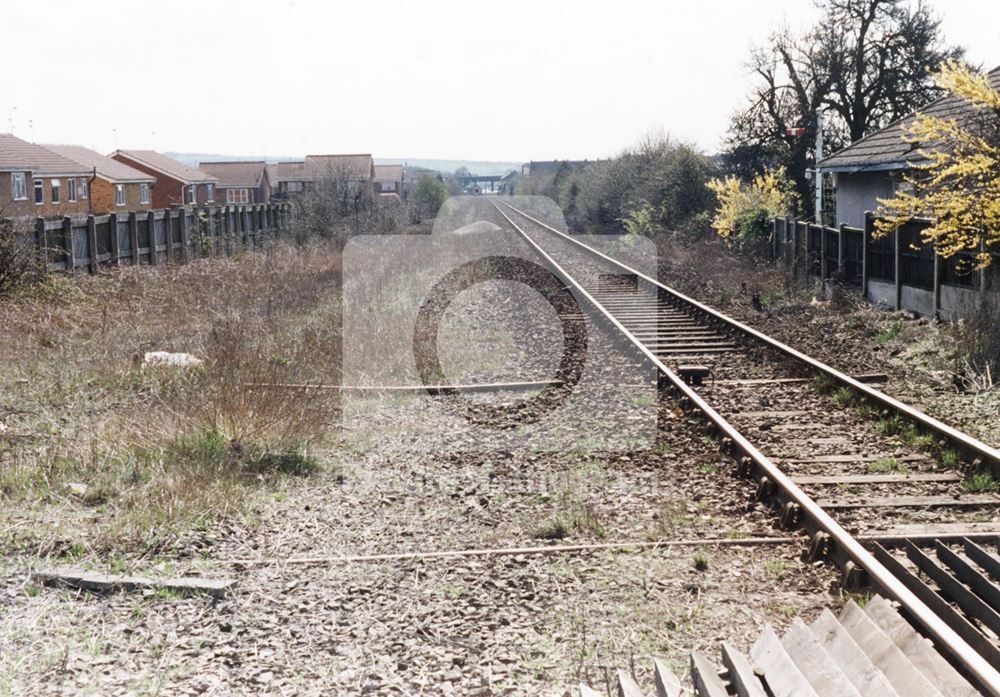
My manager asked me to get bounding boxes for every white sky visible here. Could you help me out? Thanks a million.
[5,0,998,162]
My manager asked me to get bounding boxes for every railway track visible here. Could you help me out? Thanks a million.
[486,198,1000,695]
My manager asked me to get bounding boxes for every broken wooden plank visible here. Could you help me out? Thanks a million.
[32,566,233,598]
[690,651,730,697]
[617,670,646,697]
[652,657,682,697]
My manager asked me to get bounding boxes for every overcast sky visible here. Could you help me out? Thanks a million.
[5,0,998,163]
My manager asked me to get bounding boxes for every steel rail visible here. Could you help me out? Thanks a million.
[496,199,1000,474]
[490,198,1000,695]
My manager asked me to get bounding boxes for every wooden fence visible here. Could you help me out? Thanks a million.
[772,213,997,320]
[9,203,291,274]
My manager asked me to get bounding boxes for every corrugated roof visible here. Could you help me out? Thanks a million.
[198,161,265,188]
[374,164,404,182]
[112,149,218,184]
[819,65,1000,172]
[42,144,155,183]
[0,133,90,175]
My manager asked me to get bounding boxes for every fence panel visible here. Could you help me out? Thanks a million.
[842,227,863,284]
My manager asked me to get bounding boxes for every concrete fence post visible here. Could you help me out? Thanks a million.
[62,216,74,271]
[129,212,139,265]
[86,215,98,274]
[108,212,120,265]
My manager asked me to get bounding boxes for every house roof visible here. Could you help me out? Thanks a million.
[198,161,265,188]
[819,65,1000,173]
[0,133,90,176]
[269,161,309,183]
[374,164,404,182]
[303,154,374,180]
[111,149,218,184]
[268,155,375,183]
[42,144,155,183]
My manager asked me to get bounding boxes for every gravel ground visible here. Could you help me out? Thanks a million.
[0,212,843,696]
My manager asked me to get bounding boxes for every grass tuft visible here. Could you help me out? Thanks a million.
[869,457,904,473]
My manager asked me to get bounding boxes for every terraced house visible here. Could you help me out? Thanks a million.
[42,144,156,215]
[110,149,218,208]
[0,133,91,218]
[198,161,270,205]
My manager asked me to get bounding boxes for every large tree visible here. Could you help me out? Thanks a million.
[724,0,964,216]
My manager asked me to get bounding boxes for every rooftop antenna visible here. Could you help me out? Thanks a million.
[7,106,15,133]
[151,130,156,150]
[112,128,118,150]
[28,119,34,142]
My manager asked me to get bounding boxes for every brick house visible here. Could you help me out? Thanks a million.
[374,164,404,198]
[43,144,156,215]
[110,150,218,208]
[268,154,375,198]
[0,133,91,218]
[198,161,270,205]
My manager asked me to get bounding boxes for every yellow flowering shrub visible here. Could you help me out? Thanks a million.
[706,167,798,245]
[876,61,1000,268]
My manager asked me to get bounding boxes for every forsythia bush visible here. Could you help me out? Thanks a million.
[876,61,1000,268]
[706,167,797,246]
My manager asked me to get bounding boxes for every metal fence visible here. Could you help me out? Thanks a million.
[772,214,996,319]
[7,203,291,274]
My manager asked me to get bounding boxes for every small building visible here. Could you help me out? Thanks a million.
[819,65,1000,228]
[374,164,404,197]
[0,133,91,218]
[110,149,218,208]
[43,144,156,215]
[198,161,270,205]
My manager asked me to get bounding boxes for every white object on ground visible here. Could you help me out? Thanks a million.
[143,351,203,368]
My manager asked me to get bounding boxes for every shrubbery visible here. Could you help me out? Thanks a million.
[514,134,719,236]
[706,167,797,250]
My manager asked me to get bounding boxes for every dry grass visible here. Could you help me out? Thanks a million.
[0,241,344,554]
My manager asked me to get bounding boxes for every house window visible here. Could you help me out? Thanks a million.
[51,179,61,204]
[115,184,126,207]
[226,188,249,205]
[139,183,150,205]
[380,181,396,193]
[11,173,26,200]
[79,178,88,199]
[206,184,214,203]
[286,181,303,193]
[68,178,77,202]
[34,179,43,204]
